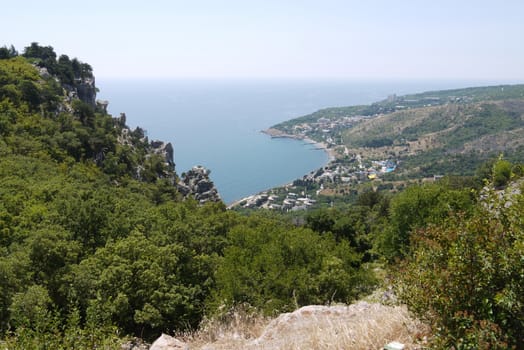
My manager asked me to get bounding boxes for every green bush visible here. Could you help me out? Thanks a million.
[376,182,474,260]
[211,215,377,315]
[492,158,512,188]
[396,188,524,349]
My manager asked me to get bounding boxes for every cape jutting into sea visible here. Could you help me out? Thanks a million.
[97,79,494,204]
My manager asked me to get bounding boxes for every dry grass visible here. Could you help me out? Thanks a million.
[180,305,271,350]
[183,302,429,350]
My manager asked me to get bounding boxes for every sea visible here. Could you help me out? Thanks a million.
[96,79,504,204]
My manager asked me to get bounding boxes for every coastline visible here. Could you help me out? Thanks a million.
[227,129,335,209]
[262,128,336,162]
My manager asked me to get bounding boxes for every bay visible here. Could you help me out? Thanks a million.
[96,79,500,204]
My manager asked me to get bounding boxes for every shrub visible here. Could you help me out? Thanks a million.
[396,187,524,348]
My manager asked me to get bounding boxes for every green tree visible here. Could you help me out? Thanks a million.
[57,54,75,85]
[9,285,52,332]
[492,158,512,188]
[212,215,375,314]
[18,80,41,110]
[397,188,524,349]
[377,182,474,260]
[0,45,18,59]
[72,100,95,127]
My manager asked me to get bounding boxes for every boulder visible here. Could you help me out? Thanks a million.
[150,333,189,350]
[177,166,221,204]
[248,302,424,349]
[96,99,109,114]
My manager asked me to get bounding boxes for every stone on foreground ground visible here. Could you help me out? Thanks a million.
[150,333,189,350]
[151,301,428,350]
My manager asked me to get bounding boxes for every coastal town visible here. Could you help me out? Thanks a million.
[230,117,398,211]
[229,86,513,211]
[230,154,397,211]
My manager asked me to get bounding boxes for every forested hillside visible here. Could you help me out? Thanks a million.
[1,44,523,349]
[271,85,524,180]
[341,98,524,178]
[0,45,377,348]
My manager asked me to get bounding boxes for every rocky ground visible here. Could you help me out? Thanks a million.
[132,301,428,350]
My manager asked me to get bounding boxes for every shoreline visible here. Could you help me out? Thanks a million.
[227,129,335,209]
[262,128,336,162]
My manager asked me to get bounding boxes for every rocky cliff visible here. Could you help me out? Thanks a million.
[74,76,97,107]
[177,166,221,204]
[36,60,221,205]
[113,112,220,203]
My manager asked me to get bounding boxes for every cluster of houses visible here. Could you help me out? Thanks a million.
[288,116,369,143]
[238,191,317,211]
[233,156,396,211]
[302,157,397,185]
[241,113,401,211]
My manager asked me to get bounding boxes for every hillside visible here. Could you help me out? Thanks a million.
[271,85,524,178]
[0,44,377,348]
[1,44,523,349]
[341,98,524,178]
[259,85,524,206]
[234,85,524,211]
[273,84,524,131]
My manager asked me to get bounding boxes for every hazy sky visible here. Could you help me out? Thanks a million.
[3,0,523,80]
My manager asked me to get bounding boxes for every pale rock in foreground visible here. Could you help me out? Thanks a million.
[150,333,189,350]
[251,302,407,348]
[194,301,427,350]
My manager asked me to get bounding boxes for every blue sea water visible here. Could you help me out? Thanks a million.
[96,79,501,204]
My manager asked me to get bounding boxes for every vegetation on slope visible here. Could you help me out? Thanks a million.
[1,44,522,349]
[0,45,376,347]
[274,84,524,131]
[341,99,524,178]
[397,183,524,349]
[271,84,524,181]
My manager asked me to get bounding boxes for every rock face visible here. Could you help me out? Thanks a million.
[149,333,189,350]
[246,302,425,350]
[75,76,97,107]
[36,63,221,202]
[96,99,109,114]
[37,67,98,113]
[177,166,221,204]
[151,140,175,169]
[188,302,427,349]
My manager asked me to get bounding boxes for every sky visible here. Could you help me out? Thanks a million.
[3,0,524,81]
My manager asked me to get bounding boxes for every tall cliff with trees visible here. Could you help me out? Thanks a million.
[0,44,377,348]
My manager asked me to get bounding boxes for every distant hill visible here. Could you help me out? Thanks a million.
[270,84,524,179]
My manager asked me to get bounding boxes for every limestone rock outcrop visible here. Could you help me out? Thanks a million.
[177,166,221,204]
[149,333,189,350]
[75,76,97,107]
[151,140,175,169]
[247,302,424,349]
[96,99,109,114]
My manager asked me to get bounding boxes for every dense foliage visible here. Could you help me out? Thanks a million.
[22,42,94,86]
[303,160,523,348]
[212,215,376,314]
[397,183,524,349]
[1,44,522,348]
[0,46,376,347]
